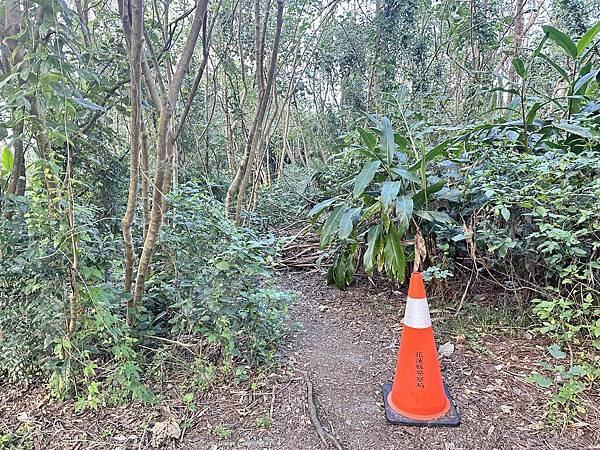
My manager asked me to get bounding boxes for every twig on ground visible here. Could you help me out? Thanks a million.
[454,268,474,317]
[305,376,343,450]
[282,224,312,249]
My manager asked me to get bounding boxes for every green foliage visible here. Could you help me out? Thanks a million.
[0,181,290,403]
[450,148,599,348]
[311,115,452,288]
[213,423,231,439]
[0,0,597,428]
[0,422,36,450]
[252,165,320,229]
[148,184,291,367]
[434,22,600,418]
[0,178,152,404]
[528,345,600,424]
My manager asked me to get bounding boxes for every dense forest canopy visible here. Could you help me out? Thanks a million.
[0,0,599,440]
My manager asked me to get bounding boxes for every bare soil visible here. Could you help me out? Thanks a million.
[1,272,599,449]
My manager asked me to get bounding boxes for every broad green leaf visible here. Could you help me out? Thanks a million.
[415,210,454,224]
[526,102,542,125]
[383,225,406,283]
[74,97,105,111]
[308,198,336,219]
[338,208,360,239]
[353,160,381,198]
[344,256,355,286]
[503,97,522,120]
[326,263,335,285]
[379,117,396,164]
[361,201,381,221]
[512,57,526,78]
[357,128,376,150]
[395,196,413,232]
[542,25,577,58]
[382,211,391,232]
[528,373,553,388]
[380,181,401,210]
[319,205,346,249]
[334,256,347,289]
[363,225,381,274]
[548,344,567,359]
[412,180,445,206]
[409,140,449,172]
[215,260,230,271]
[537,53,569,81]
[2,147,14,172]
[328,254,354,289]
[555,122,593,138]
[566,365,587,377]
[574,67,600,94]
[390,167,420,184]
[395,85,408,104]
[394,133,409,151]
[500,206,510,222]
[576,20,600,56]
[435,188,461,203]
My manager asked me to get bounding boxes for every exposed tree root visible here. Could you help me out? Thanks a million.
[305,376,343,450]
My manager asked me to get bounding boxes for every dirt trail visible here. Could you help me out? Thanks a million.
[1,272,598,449]
[251,272,599,450]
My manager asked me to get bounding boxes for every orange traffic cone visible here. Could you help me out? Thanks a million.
[382,272,460,426]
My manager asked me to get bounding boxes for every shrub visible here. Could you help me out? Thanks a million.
[0,182,291,403]
[310,115,453,288]
[446,148,599,348]
[251,165,320,229]
[148,184,291,367]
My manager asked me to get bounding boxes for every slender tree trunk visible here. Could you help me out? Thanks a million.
[225,0,284,223]
[4,1,26,199]
[140,117,150,239]
[74,0,92,46]
[7,120,26,196]
[222,83,237,172]
[204,68,210,173]
[131,0,209,312]
[120,0,143,324]
[509,0,524,83]
[66,142,79,334]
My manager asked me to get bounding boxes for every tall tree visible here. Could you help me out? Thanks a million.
[225,0,285,223]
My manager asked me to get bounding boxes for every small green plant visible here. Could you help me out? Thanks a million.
[182,392,197,412]
[0,423,36,450]
[213,423,231,439]
[528,345,600,425]
[255,415,273,429]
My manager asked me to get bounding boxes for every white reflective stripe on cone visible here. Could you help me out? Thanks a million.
[402,297,432,329]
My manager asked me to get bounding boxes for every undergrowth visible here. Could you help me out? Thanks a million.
[0,182,291,410]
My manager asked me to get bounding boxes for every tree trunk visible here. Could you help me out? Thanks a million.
[131,0,209,313]
[140,117,150,239]
[509,0,524,83]
[7,120,26,196]
[120,0,144,324]
[225,0,284,223]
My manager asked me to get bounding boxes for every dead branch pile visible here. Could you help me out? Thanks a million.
[278,225,328,270]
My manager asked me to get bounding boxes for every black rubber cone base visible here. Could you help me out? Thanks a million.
[382,382,460,427]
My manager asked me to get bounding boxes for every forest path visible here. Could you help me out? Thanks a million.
[234,272,599,450]
[1,272,599,449]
